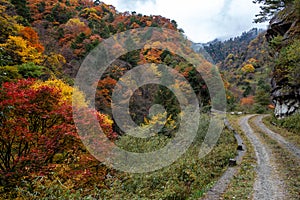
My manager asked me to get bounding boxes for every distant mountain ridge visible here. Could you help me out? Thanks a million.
[192,28,265,66]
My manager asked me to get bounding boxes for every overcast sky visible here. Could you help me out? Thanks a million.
[100,0,268,42]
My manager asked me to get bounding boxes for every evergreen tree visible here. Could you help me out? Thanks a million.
[11,0,32,24]
[253,0,293,23]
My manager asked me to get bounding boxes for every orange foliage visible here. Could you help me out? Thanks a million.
[268,104,275,109]
[95,77,117,111]
[19,27,44,52]
[240,96,255,105]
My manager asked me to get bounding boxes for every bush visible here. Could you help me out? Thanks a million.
[0,79,76,186]
[99,115,237,199]
[274,113,300,134]
[17,62,44,78]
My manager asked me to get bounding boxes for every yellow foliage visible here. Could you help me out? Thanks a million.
[143,111,176,131]
[13,23,24,33]
[44,53,66,76]
[0,36,43,64]
[247,58,258,64]
[66,18,85,27]
[98,112,114,127]
[32,79,88,108]
[241,64,255,73]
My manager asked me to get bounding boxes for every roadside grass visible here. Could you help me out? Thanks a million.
[249,116,300,200]
[101,115,237,199]
[222,115,256,200]
[7,114,237,199]
[263,115,300,147]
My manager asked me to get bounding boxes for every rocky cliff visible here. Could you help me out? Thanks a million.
[266,2,300,118]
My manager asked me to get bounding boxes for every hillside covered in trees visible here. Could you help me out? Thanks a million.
[0,0,299,198]
[193,0,300,115]
[193,28,273,113]
[0,0,232,198]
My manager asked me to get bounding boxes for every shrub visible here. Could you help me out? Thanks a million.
[274,113,300,134]
[17,62,44,78]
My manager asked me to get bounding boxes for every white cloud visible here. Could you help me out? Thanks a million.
[101,0,268,42]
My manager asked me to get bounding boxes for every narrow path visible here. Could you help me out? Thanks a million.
[253,115,300,159]
[239,115,287,200]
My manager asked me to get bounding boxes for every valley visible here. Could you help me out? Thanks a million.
[0,0,299,199]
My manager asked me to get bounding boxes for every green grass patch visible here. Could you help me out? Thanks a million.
[268,114,300,134]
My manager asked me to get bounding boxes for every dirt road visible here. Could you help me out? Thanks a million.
[239,115,287,200]
[203,114,299,200]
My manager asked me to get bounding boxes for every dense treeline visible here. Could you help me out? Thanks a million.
[0,0,228,198]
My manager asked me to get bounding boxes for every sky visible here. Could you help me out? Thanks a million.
[100,0,268,43]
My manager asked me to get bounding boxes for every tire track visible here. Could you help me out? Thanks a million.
[239,115,286,200]
[253,115,300,159]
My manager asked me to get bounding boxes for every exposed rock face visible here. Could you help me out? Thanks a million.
[271,78,300,118]
[266,4,300,118]
[273,97,300,119]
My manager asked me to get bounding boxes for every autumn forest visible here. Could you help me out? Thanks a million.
[0,0,299,199]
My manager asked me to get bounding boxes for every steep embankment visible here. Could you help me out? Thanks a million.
[266,1,300,118]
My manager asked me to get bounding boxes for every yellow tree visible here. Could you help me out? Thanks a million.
[0,36,43,64]
[32,78,88,108]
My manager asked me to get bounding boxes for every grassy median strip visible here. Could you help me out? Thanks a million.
[221,115,256,200]
[249,116,300,200]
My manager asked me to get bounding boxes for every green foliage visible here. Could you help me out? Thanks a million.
[273,113,300,134]
[276,39,300,86]
[253,81,272,113]
[51,3,73,24]
[202,28,263,67]
[253,0,292,23]
[0,63,44,84]
[17,62,44,78]
[243,85,252,97]
[10,0,32,25]
[269,35,283,49]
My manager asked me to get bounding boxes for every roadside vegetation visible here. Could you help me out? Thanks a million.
[222,115,257,200]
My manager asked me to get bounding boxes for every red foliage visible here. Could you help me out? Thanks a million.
[0,79,116,185]
[0,79,75,176]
